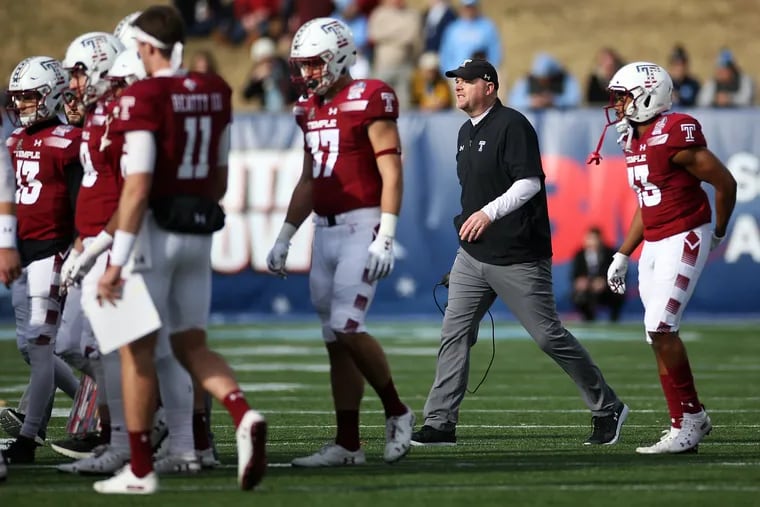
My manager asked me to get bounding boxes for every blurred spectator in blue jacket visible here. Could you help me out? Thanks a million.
[438,0,501,75]
[668,45,700,107]
[585,47,624,105]
[697,48,754,107]
[422,0,457,53]
[509,52,581,110]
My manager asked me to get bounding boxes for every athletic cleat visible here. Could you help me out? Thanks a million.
[411,425,457,446]
[3,435,39,464]
[384,406,415,463]
[93,465,158,495]
[153,452,202,475]
[50,432,103,460]
[584,403,629,445]
[57,445,130,475]
[197,447,221,469]
[291,443,366,467]
[670,410,712,452]
[0,409,45,445]
[236,410,267,490]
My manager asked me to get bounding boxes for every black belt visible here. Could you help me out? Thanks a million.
[326,215,337,226]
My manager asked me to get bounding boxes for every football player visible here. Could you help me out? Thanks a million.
[589,62,737,453]
[0,111,21,479]
[3,56,83,463]
[266,17,415,467]
[62,31,124,129]
[92,6,266,494]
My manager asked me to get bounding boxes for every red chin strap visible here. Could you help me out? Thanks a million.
[586,123,611,165]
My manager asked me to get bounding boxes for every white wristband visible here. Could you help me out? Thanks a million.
[86,230,114,257]
[378,212,398,238]
[110,230,136,267]
[0,214,17,249]
[277,222,298,243]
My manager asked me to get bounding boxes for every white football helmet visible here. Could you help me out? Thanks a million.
[114,11,142,49]
[290,17,357,96]
[106,50,146,87]
[6,56,68,127]
[62,32,125,105]
[607,62,673,123]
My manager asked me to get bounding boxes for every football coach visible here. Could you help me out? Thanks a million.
[411,59,629,447]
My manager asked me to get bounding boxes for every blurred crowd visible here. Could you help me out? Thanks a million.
[175,0,756,112]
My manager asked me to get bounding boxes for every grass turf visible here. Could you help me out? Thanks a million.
[0,320,758,506]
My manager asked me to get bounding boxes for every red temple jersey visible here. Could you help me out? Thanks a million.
[75,101,124,238]
[6,122,81,241]
[110,71,232,202]
[624,112,712,241]
[294,79,399,216]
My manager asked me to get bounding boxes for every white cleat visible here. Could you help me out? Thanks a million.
[57,445,130,475]
[636,427,681,454]
[636,411,711,454]
[153,452,201,475]
[671,410,712,452]
[236,409,267,490]
[197,447,221,469]
[291,443,366,467]
[93,465,158,495]
[384,406,415,464]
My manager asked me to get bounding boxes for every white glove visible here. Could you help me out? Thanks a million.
[267,222,297,277]
[61,231,114,295]
[60,249,81,296]
[366,234,394,282]
[607,252,629,295]
[69,251,98,286]
[710,230,725,251]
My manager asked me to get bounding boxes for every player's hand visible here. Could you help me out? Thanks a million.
[266,240,290,278]
[366,234,394,282]
[710,230,725,251]
[97,265,124,306]
[60,249,81,296]
[607,252,629,295]
[0,248,21,287]
[69,250,99,287]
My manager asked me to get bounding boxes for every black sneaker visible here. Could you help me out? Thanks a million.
[4,435,39,464]
[0,408,46,445]
[50,432,103,460]
[584,403,629,445]
[410,425,456,446]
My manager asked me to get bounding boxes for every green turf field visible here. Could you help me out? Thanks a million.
[1,320,758,506]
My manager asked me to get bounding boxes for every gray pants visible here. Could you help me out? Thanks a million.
[423,248,621,431]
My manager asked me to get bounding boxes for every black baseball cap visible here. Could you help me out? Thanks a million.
[445,59,499,90]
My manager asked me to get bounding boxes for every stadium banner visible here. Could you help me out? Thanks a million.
[211,108,760,319]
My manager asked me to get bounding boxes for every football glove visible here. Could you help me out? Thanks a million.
[266,240,290,277]
[710,230,725,251]
[60,249,81,296]
[366,234,394,282]
[607,252,629,295]
[266,222,297,278]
